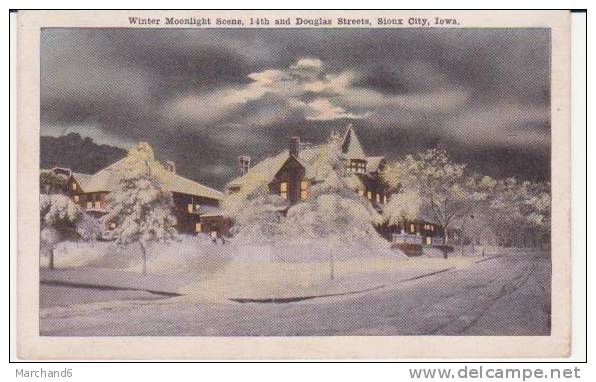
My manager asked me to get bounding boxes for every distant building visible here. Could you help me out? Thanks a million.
[45,159,226,236]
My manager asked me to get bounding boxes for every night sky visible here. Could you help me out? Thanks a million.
[41,28,551,188]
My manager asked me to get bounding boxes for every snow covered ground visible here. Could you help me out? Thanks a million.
[39,250,550,336]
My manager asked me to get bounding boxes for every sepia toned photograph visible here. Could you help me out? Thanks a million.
[16,10,572,359]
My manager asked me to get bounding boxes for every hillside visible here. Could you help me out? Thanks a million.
[40,133,127,174]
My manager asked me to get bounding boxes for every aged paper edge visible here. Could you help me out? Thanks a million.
[16,10,571,360]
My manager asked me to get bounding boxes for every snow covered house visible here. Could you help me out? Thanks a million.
[46,160,225,235]
[226,124,453,251]
[226,124,389,209]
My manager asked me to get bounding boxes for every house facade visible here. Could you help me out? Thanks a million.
[46,159,226,236]
[226,124,454,251]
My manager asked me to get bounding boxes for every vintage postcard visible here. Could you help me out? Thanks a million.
[16,10,571,359]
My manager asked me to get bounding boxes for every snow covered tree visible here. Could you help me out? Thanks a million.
[40,170,67,194]
[222,171,288,244]
[382,190,421,227]
[383,148,488,258]
[282,132,386,252]
[40,194,101,269]
[102,142,177,274]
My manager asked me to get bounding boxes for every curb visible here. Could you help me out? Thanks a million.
[229,284,385,304]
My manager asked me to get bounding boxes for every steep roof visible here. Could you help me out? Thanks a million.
[71,172,93,189]
[341,124,367,160]
[78,158,224,201]
[227,125,386,190]
[227,146,322,188]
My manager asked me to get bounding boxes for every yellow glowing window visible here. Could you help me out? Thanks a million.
[367,191,372,200]
[376,194,380,203]
[187,204,193,213]
[94,201,101,209]
[410,223,416,233]
[280,182,288,199]
[300,181,308,199]
[426,237,432,245]
[86,201,93,209]
[383,195,387,204]
[73,195,79,202]
[195,223,202,232]
[72,183,77,190]
[358,189,364,197]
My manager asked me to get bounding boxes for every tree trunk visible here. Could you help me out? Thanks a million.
[49,247,55,270]
[329,252,335,280]
[140,242,147,275]
[442,227,449,259]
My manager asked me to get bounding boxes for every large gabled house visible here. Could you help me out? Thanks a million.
[46,159,226,235]
[225,124,454,251]
[226,124,389,208]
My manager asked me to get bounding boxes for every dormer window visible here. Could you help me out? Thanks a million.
[348,159,367,174]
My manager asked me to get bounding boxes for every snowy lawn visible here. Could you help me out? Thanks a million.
[178,254,478,302]
[40,236,497,304]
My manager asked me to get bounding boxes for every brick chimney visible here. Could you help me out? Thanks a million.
[238,156,251,175]
[165,161,176,174]
[289,136,300,158]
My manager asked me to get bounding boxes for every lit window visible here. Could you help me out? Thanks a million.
[280,182,288,199]
[195,204,200,210]
[431,226,435,232]
[94,201,101,209]
[187,204,193,213]
[383,195,387,204]
[358,189,364,197]
[426,237,432,245]
[73,195,79,202]
[376,194,380,203]
[86,201,93,209]
[72,183,77,190]
[410,223,416,233]
[110,222,116,229]
[300,180,308,199]
[195,223,202,232]
[367,191,372,200]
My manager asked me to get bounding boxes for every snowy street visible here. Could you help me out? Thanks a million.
[39,251,550,336]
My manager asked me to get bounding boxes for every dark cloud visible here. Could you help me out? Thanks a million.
[41,27,551,188]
